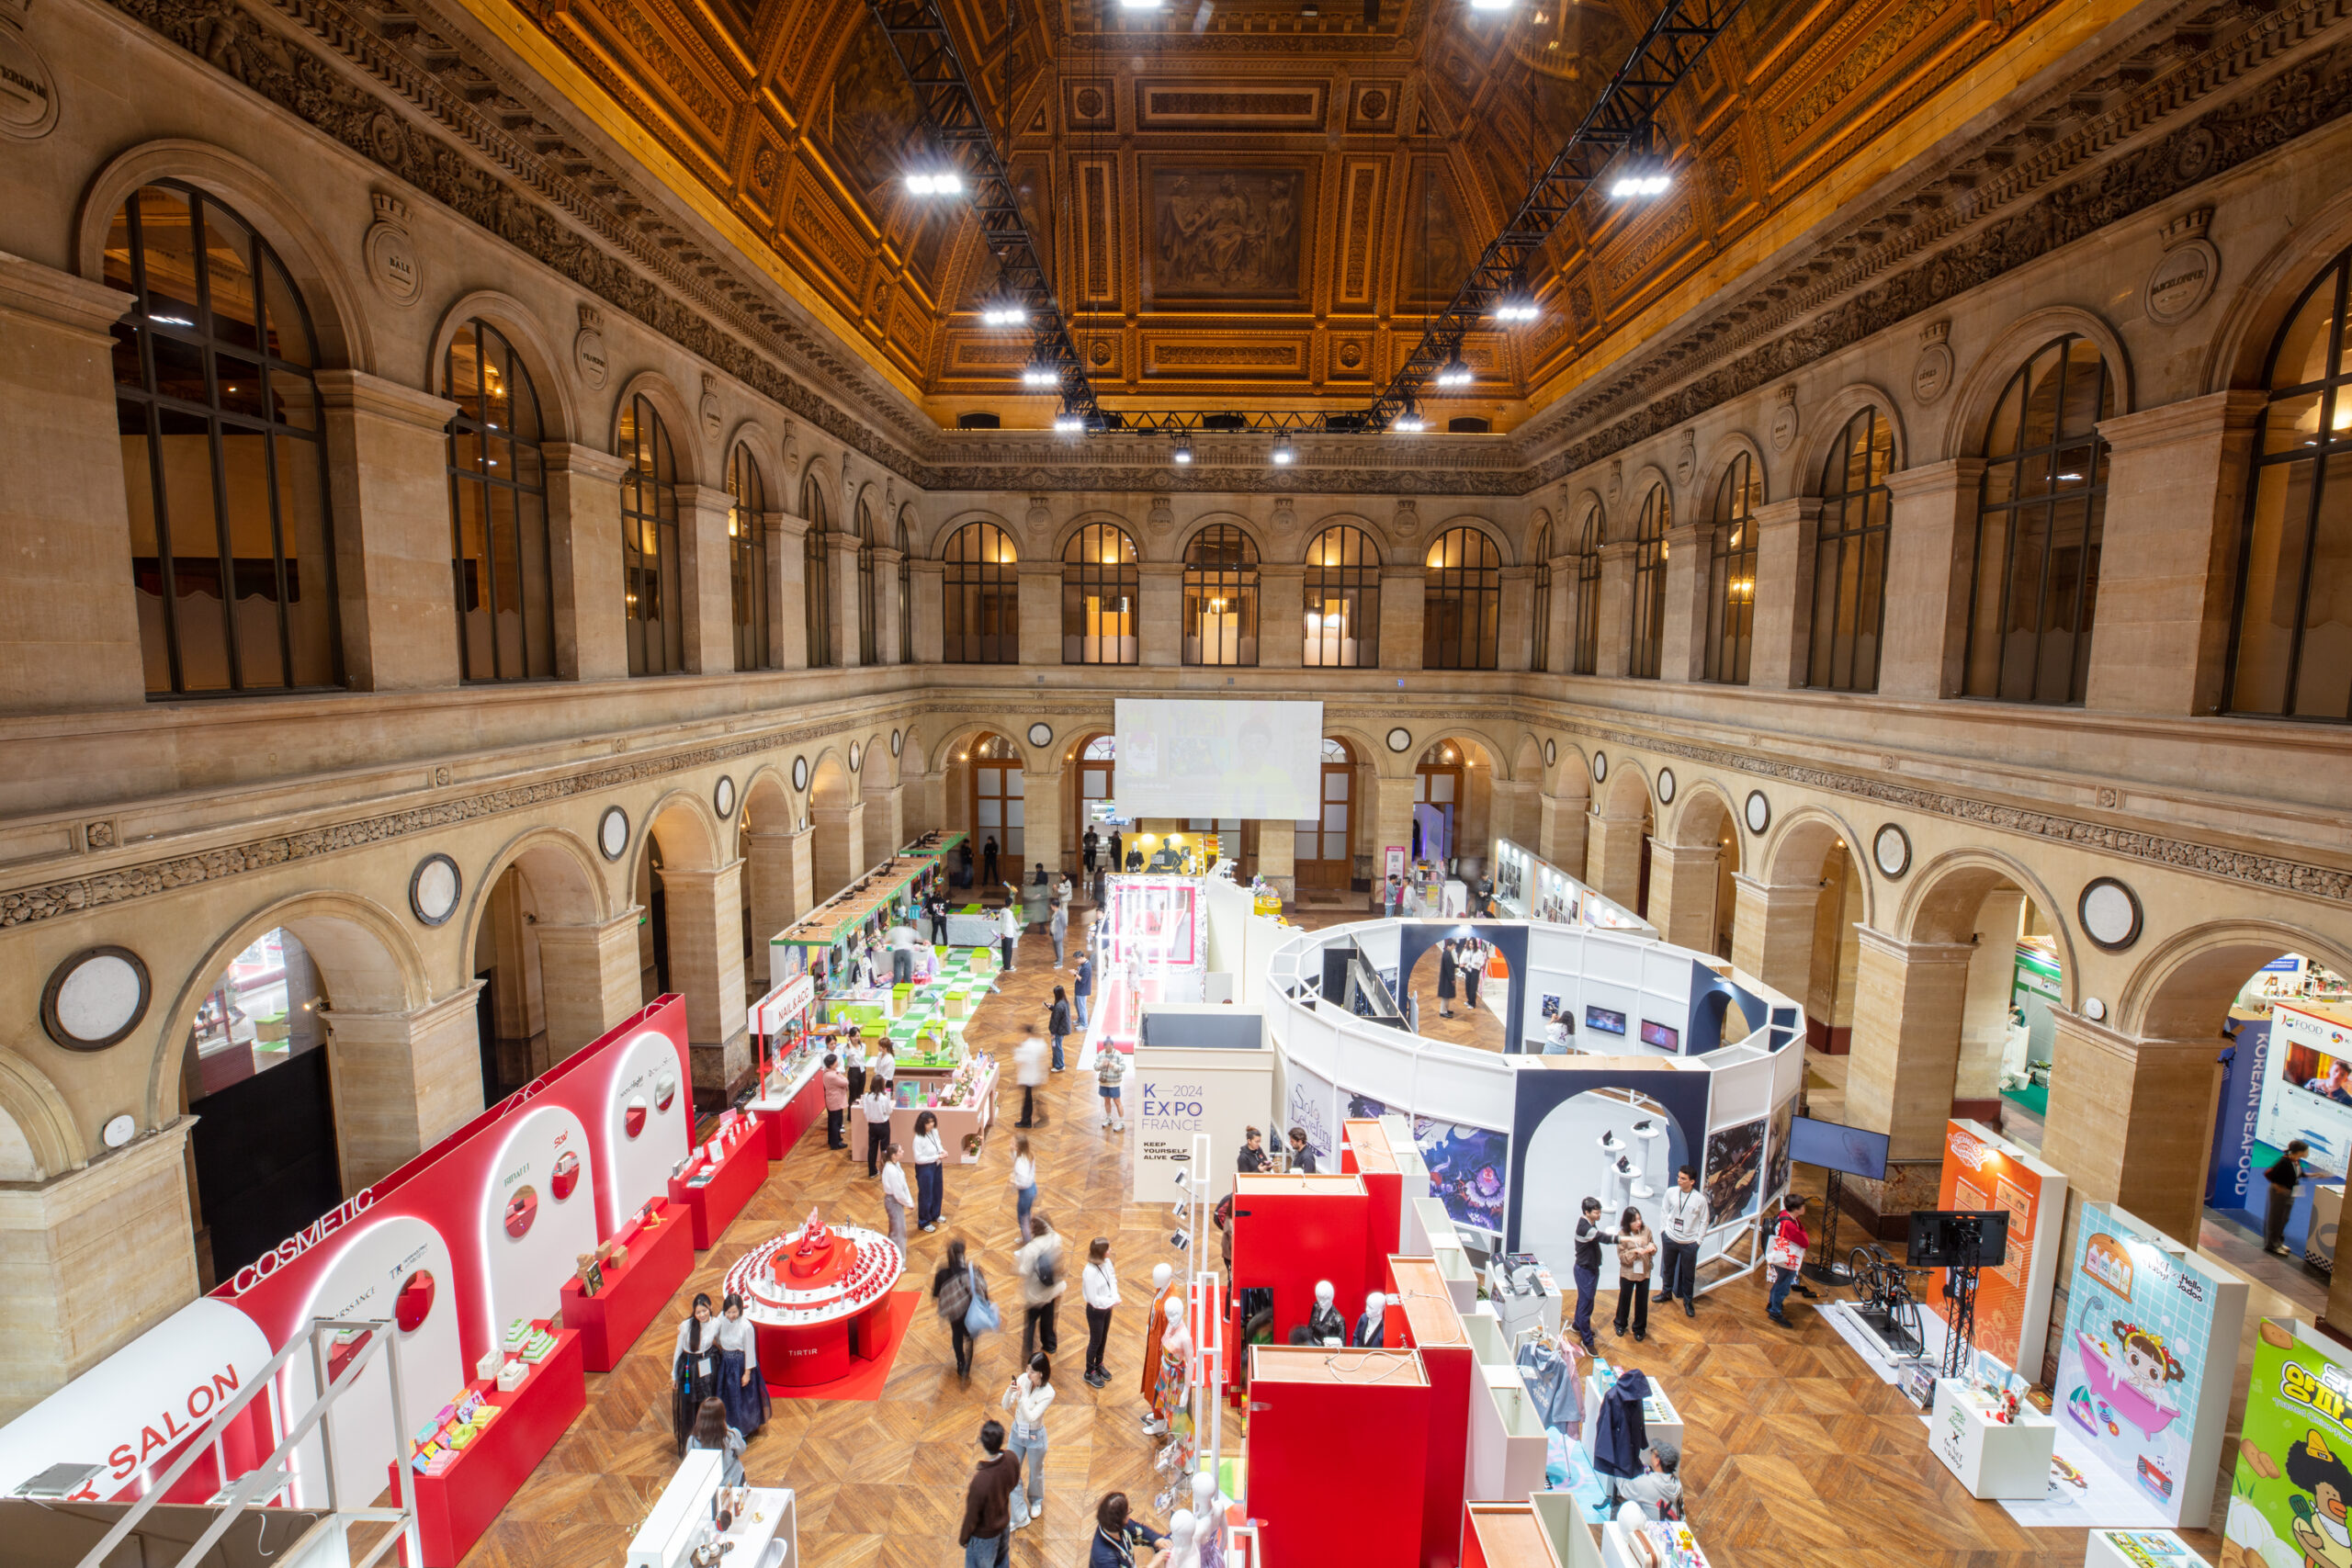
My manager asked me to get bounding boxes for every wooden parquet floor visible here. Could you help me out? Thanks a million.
[438,909,2234,1568]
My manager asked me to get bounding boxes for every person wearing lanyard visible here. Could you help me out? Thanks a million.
[913,1110,948,1232]
[1002,1351,1057,1529]
[1657,1165,1709,1319]
[879,1143,911,1253]
[1571,1197,1620,1354]
[1089,1492,1169,1567]
[859,1080,895,1179]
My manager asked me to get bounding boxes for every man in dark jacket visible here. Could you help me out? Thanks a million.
[1572,1197,1619,1353]
[2267,1139,2312,1256]
[1238,1126,1269,1174]
[960,1419,1021,1566]
[1590,1367,1652,1484]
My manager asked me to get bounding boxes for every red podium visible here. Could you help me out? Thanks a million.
[1341,1119,1405,1294]
[668,1126,767,1248]
[1230,1173,1370,1344]
[1247,1344,1430,1568]
[1385,1256,1475,1568]
[391,1329,586,1567]
[755,1073,823,1158]
[559,1200,694,1371]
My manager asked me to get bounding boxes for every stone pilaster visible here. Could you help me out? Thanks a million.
[315,370,464,690]
[768,509,810,671]
[744,826,817,980]
[1539,792,1586,874]
[811,799,866,902]
[674,483,737,674]
[323,986,486,1190]
[658,861,751,1100]
[1256,821,1295,904]
[826,532,863,668]
[1373,772,1419,874]
[1584,807,1647,909]
[1138,563,1183,668]
[1747,498,1820,691]
[1498,566,1535,672]
[544,443,629,682]
[1260,564,1306,670]
[1017,560,1059,666]
[1728,874,1822,1006]
[1645,840,1720,952]
[1878,458,1987,700]
[2040,1011,2225,1247]
[1843,930,1975,1162]
[1023,769,1064,878]
[909,559,945,663]
[869,546,905,664]
[1543,552,1576,677]
[1380,568,1425,671]
[867,784,906,856]
[533,910,643,1057]
[1594,542,1637,678]
[1656,522,1713,683]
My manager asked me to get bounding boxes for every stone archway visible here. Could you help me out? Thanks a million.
[1738,808,1871,1053]
[633,791,744,1106]
[1652,784,1741,957]
[808,748,862,901]
[741,767,810,986]
[468,828,608,1095]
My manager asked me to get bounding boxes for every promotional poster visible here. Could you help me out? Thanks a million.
[1344,1089,1509,1235]
[2256,1001,2352,1178]
[1924,1120,2063,1377]
[2222,1319,2352,1568]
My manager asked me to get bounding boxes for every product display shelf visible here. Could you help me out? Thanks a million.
[1386,1254,1475,1568]
[853,1058,997,1165]
[1600,1518,1711,1568]
[2085,1529,2211,1568]
[560,1199,695,1371]
[1245,1345,1432,1568]
[1464,1501,1569,1568]
[1476,1362,1554,1503]
[668,1122,769,1249]
[724,1219,904,1388]
[943,904,1003,948]
[626,1449,799,1568]
[1929,1378,2056,1499]
[1578,1369,1684,1468]
[390,1328,587,1568]
[746,1052,827,1160]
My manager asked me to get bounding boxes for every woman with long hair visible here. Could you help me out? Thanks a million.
[685,1395,747,1487]
[913,1109,947,1232]
[671,1292,721,1448]
[1001,1350,1056,1529]
[933,1235,991,1381]
[1010,1134,1037,1241]
[712,1291,770,1437]
[1611,1206,1657,1343]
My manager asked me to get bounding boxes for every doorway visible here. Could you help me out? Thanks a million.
[1296,737,1358,891]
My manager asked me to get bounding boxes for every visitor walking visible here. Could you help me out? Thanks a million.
[1096,1042,1125,1131]
[935,1236,993,1382]
[713,1292,770,1438]
[2267,1140,2312,1256]
[958,1419,1019,1567]
[1050,897,1069,967]
[1016,1211,1066,1360]
[957,840,975,889]
[982,835,1001,886]
[1073,950,1093,1028]
[1572,1197,1619,1353]
[1437,940,1459,1018]
[1612,1206,1657,1342]
[1010,1134,1037,1240]
[1001,1351,1056,1529]
[1765,1193,1811,1327]
[880,1141,910,1252]
[859,1078,894,1178]
[1080,1236,1121,1388]
[1657,1165,1707,1318]
[670,1292,721,1448]
[999,901,1020,972]
[1048,986,1073,1072]
[913,1110,947,1232]
[1014,1032,1048,1128]
[820,1053,848,1149]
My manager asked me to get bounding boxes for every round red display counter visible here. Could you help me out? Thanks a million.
[723,1215,903,1388]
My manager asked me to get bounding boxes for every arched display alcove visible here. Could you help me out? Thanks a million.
[468,828,606,1096]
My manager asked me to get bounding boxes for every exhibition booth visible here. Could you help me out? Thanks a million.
[1487,838,1655,938]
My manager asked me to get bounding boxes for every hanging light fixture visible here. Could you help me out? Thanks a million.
[980,296,1028,326]
[1171,433,1194,465]
[1271,434,1296,466]
[1610,129,1672,199]
[1434,358,1473,389]
[904,164,966,197]
[1022,354,1060,389]
[1491,287,1542,323]
[1053,404,1086,434]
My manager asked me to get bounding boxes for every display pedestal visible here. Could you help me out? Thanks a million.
[391,1330,587,1567]
[749,1061,824,1160]
[1930,1378,2056,1499]
[669,1128,768,1249]
[944,906,999,947]
[721,1222,905,1392]
[853,1060,997,1165]
[626,1450,799,1568]
[1246,1346,1430,1568]
[560,1200,695,1371]
[1579,1371,1684,1468]
[2085,1529,2211,1568]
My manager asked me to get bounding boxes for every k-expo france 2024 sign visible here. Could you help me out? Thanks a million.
[0,997,691,1506]
[1131,1055,1272,1204]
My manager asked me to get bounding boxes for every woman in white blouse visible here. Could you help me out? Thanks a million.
[912,1111,947,1232]
[859,1082,895,1179]
[712,1291,769,1437]
[1001,1349,1056,1529]
[1010,1134,1037,1241]
[1080,1236,1121,1389]
[879,1140,911,1253]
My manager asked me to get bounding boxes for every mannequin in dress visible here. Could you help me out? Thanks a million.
[1147,1318,1192,1434]
[1164,1508,1201,1568]
[1306,1280,1345,1345]
[1138,1262,1179,1406]
[1189,1470,1226,1568]
[1351,1290,1385,1348]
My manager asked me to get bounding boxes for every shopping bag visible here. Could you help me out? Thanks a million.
[1766,1234,1806,1272]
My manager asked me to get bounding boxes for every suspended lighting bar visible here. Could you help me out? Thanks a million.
[980,299,1028,326]
[1022,357,1060,389]
[1434,359,1474,389]
[1492,294,1543,322]
[903,167,965,196]
[1053,408,1086,434]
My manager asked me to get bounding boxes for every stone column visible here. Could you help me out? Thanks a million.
[768,509,810,671]
[1138,563,1183,668]
[901,769,944,837]
[1958,890,2026,1100]
[533,910,643,1058]
[316,370,464,691]
[1728,874,1822,1002]
[544,444,629,682]
[1256,822,1295,904]
[2087,390,2269,716]
[826,533,863,667]
[1594,542,1637,678]
[1260,564,1306,670]
[1584,806,1646,908]
[1539,792,1587,872]
[1380,567,1425,671]
[1747,498,1820,691]
[1656,522,1713,683]
[909,559,946,663]
[869,546,905,664]
[324,987,486,1191]
[1843,931,1975,1160]
[1645,840,1720,951]
[867,784,906,856]
[2040,1011,2226,1247]
[1373,773,1419,877]
[1498,567,1535,672]
[1544,551,1576,677]
[811,800,866,901]
[659,861,752,1100]
[0,1120,199,1421]
[1018,560,1061,666]
[1878,458,1987,700]
[743,826,817,980]
[674,484,737,674]
[1023,768,1065,879]
[0,257,158,710]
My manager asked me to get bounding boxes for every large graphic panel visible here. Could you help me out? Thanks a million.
[1344,1089,1508,1235]
[481,1105,598,1349]
[600,1023,692,1230]
[2224,1320,2352,1568]
[1702,1116,1764,1226]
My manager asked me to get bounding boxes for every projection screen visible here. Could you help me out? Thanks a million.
[1113,699,1323,820]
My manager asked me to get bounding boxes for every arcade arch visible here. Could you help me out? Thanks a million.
[469,829,606,1098]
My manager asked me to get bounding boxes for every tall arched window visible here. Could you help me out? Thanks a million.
[1424,526,1501,670]
[1705,453,1760,685]
[1808,407,1895,692]
[445,319,551,682]
[944,521,1019,663]
[896,513,914,664]
[1965,336,2112,705]
[107,182,340,695]
[1530,522,1553,673]
[1305,525,1381,668]
[618,394,681,676]
[1628,484,1670,679]
[1572,505,1602,675]
[2231,251,2352,720]
[1183,525,1260,665]
[801,478,832,668]
[1064,523,1139,663]
[726,444,769,671]
[857,499,880,665]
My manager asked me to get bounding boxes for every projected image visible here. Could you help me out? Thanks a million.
[2282,1041,2352,1107]
[1702,1117,1765,1224]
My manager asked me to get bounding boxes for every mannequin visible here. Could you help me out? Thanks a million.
[1139,1262,1180,1408]
[1351,1290,1385,1348]
[1164,1509,1201,1568]
[1189,1469,1226,1568]
[1148,1318,1193,1433]
[1306,1280,1345,1346]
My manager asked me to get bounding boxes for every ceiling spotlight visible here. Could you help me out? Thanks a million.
[1610,152,1672,199]
[1271,435,1296,466]
[1022,358,1060,389]
[1122,0,1165,8]
[1492,294,1542,323]
[1435,359,1473,389]
[1394,412,1426,433]
[904,168,965,197]
[1171,434,1194,465]
[1054,409,1085,434]
[980,300,1028,326]
[1469,0,1512,10]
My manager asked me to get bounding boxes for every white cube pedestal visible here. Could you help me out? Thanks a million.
[1930,1379,2056,1500]
[2085,1529,2211,1568]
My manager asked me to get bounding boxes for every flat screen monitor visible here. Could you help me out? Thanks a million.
[1905,1209,2011,1269]
[1584,1006,1627,1036]
[1787,1114,1890,1181]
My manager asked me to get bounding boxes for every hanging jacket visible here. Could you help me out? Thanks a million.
[1591,1368,1651,1479]
[1515,1340,1584,1432]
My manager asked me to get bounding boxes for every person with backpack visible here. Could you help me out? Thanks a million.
[934,1236,996,1382]
[1016,1211,1067,1360]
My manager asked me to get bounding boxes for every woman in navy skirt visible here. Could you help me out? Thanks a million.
[713,1292,771,1437]
[671,1292,721,1449]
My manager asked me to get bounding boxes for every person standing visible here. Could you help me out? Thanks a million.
[842,1032,867,1111]
[685,1397,748,1488]
[1612,1207,1657,1342]
[1010,1134,1037,1240]
[1081,1237,1121,1389]
[879,1141,911,1252]
[999,901,1020,972]
[1048,986,1073,1073]
[913,1110,947,1233]
[1001,1352,1056,1529]
[1050,897,1070,967]
[935,1237,991,1382]
[1436,940,1459,1018]
[982,835,1001,886]
[2267,1140,2312,1256]
[1463,941,1486,1014]
[1073,949,1094,1029]
[1385,874,1402,918]
[1033,862,1049,886]
[1765,1194,1811,1327]
[871,1040,897,1098]
[1014,1032,1048,1129]
[888,918,919,985]
[713,1292,770,1438]
[820,1053,849,1150]
[1096,1043,1126,1131]
[1238,1127,1269,1174]
[1016,1212,1067,1360]
[957,840,975,889]
[931,892,950,945]
[1109,830,1124,876]
[1083,827,1101,874]
[859,1078,895,1179]
[1572,1197,1619,1354]
[671,1293,721,1448]
[1657,1165,1707,1318]
[958,1418,1019,1568]
[1286,1126,1317,1174]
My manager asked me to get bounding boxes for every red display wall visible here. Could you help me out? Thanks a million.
[1341,1119,1404,1298]
[1247,1345,1431,1568]
[1230,1173,1370,1345]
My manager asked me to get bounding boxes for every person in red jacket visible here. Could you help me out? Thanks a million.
[1766,1194,1810,1327]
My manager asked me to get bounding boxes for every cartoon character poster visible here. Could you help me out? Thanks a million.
[2052,1206,2216,1528]
[2222,1319,2352,1568]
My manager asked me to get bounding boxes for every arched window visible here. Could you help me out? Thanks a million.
[857,499,880,665]
[1628,484,1670,679]
[944,521,1019,663]
[1530,522,1553,673]
[2230,252,2352,719]
[801,478,832,668]
[1183,525,1260,665]
[445,319,551,682]
[896,513,914,664]
[1572,505,1602,675]
[724,445,769,671]
[1964,336,2112,705]
[618,394,681,675]
[1305,525,1380,668]
[1424,526,1501,670]
[1064,523,1139,664]
[1078,733,1115,829]
[1705,453,1760,685]
[1808,407,1894,692]
[107,182,340,695]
